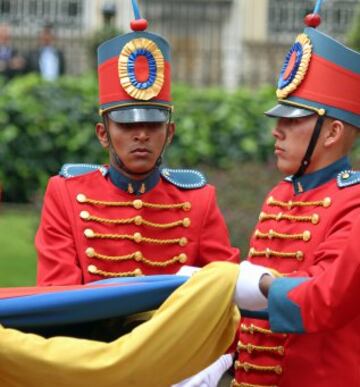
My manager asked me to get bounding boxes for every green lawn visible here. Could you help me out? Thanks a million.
[0,205,39,286]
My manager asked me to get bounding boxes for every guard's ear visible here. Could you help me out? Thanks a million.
[323,119,344,148]
[167,122,176,144]
[96,122,109,149]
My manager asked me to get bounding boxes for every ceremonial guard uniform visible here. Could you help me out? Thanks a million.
[267,213,360,334]
[36,165,237,284]
[233,3,360,387]
[36,2,238,286]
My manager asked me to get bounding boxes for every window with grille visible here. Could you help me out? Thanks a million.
[0,0,84,30]
[268,0,358,41]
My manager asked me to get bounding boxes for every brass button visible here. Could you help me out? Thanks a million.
[179,237,188,246]
[259,212,265,221]
[133,199,143,209]
[179,253,187,263]
[134,268,143,276]
[133,232,142,243]
[323,197,332,207]
[287,200,293,210]
[183,202,192,211]
[303,230,311,241]
[76,193,87,203]
[311,214,320,224]
[254,230,260,238]
[276,212,283,221]
[274,365,283,375]
[296,251,304,261]
[88,264,97,274]
[267,196,274,205]
[268,229,274,239]
[85,247,95,257]
[248,247,255,257]
[134,251,142,261]
[265,248,271,258]
[80,211,90,220]
[134,215,142,225]
[183,217,191,227]
[84,228,95,238]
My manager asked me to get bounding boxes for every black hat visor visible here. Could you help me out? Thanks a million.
[265,103,315,119]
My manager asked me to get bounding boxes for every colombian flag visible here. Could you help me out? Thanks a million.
[0,263,240,387]
[0,275,187,332]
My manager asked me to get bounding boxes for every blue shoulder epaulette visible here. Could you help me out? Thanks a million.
[337,170,360,188]
[59,163,108,178]
[160,168,207,189]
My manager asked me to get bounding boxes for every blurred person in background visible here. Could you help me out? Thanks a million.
[27,23,65,81]
[0,23,26,80]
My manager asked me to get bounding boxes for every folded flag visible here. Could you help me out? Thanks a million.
[0,275,188,329]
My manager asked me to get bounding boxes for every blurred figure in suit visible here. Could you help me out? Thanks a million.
[27,23,65,81]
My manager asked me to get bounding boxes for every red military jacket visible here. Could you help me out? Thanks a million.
[234,157,360,387]
[268,211,360,334]
[36,164,239,285]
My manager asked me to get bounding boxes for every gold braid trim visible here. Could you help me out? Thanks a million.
[259,212,319,225]
[84,230,187,246]
[76,195,191,211]
[80,212,190,229]
[88,265,143,277]
[235,361,282,375]
[87,250,136,261]
[86,248,187,267]
[254,229,311,242]
[138,254,186,267]
[237,341,284,356]
[231,380,278,387]
[240,324,272,335]
[249,247,304,261]
[267,196,331,209]
[240,324,287,338]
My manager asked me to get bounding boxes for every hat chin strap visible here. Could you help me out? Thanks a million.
[293,115,325,178]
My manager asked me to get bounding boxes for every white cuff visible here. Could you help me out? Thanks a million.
[233,261,274,310]
[175,265,201,277]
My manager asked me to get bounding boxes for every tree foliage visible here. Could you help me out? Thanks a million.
[348,3,360,51]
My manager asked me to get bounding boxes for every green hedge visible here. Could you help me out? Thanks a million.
[348,3,360,51]
[0,74,276,202]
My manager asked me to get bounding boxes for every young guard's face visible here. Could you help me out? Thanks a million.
[96,119,175,178]
[272,115,319,175]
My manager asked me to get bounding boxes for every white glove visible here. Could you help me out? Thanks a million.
[172,354,233,387]
[233,261,274,310]
[176,265,201,277]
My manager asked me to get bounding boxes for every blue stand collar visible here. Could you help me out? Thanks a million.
[290,156,351,194]
[109,166,161,195]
